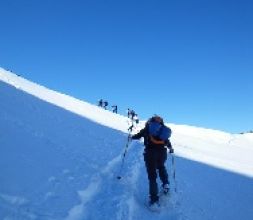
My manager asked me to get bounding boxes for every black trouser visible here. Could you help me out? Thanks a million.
[144,147,169,202]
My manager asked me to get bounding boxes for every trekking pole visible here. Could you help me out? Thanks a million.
[171,154,177,193]
[117,133,131,180]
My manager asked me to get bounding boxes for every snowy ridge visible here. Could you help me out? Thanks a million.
[1,67,253,220]
[0,68,129,133]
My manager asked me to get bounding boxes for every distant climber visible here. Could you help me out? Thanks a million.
[133,114,139,124]
[103,101,108,110]
[98,99,103,107]
[112,105,118,113]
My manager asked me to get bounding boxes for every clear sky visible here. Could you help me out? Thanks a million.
[0,0,252,133]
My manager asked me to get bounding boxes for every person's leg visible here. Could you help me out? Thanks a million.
[144,149,158,203]
[157,149,169,186]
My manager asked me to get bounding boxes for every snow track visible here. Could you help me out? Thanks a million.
[64,141,144,220]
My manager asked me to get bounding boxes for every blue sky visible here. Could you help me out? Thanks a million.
[0,0,252,133]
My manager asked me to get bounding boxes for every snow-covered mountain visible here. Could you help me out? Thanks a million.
[1,67,253,220]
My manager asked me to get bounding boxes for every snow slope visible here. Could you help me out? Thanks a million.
[1,68,253,220]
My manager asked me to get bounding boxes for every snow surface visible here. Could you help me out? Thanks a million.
[1,67,253,220]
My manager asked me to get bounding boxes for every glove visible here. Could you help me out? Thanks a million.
[169,148,174,154]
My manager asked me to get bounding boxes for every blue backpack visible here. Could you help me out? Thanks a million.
[148,121,171,141]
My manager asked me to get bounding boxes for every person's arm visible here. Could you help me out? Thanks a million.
[166,139,174,153]
[131,128,145,140]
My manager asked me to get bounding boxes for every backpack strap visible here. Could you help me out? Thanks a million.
[149,135,165,145]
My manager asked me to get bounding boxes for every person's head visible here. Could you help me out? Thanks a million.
[152,115,164,124]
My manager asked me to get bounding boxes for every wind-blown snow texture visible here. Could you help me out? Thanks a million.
[1,68,253,220]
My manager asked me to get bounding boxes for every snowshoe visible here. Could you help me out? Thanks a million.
[147,200,161,212]
[162,183,170,195]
